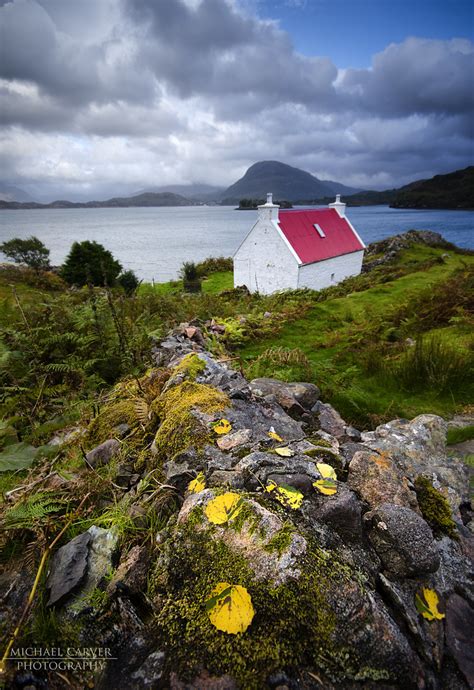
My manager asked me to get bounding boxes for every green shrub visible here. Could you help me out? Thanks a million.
[61,241,122,287]
[195,256,233,277]
[0,236,50,271]
[118,270,140,295]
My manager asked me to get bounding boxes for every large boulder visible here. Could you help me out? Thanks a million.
[362,415,469,516]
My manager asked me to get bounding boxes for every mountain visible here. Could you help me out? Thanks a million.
[341,166,474,209]
[390,166,474,209]
[0,192,194,210]
[136,184,224,202]
[0,184,34,202]
[219,161,361,203]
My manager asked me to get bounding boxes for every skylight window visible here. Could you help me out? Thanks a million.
[314,223,326,238]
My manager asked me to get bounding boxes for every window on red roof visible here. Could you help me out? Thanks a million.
[314,223,326,238]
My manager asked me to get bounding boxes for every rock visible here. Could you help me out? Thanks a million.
[234,451,319,490]
[208,470,245,489]
[46,532,91,606]
[216,428,252,451]
[364,503,440,577]
[177,492,307,585]
[348,450,418,510]
[86,438,121,468]
[362,414,468,516]
[106,545,150,597]
[312,401,346,438]
[170,671,238,690]
[445,593,474,688]
[131,651,166,686]
[307,485,363,543]
[83,526,119,592]
[249,378,320,416]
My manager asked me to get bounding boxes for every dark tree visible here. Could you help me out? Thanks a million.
[117,270,140,295]
[0,236,50,271]
[61,240,122,286]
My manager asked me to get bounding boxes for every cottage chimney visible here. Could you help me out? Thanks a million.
[258,192,279,222]
[329,194,346,218]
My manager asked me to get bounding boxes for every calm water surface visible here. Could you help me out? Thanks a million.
[0,205,472,282]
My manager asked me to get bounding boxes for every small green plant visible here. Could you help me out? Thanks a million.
[180,261,201,293]
[246,346,313,381]
[446,425,474,445]
[117,270,140,295]
[393,336,472,393]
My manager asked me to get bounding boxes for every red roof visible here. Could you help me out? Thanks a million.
[278,208,364,265]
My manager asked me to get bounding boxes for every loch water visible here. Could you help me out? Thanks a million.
[0,205,472,282]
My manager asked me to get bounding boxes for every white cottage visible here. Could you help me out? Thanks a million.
[233,194,365,294]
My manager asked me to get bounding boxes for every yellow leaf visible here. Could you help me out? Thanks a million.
[313,479,337,496]
[316,462,337,480]
[415,588,445,621]
[275,446,294,457]
[205,492,244,525]
[265,480,304,509]
[206,582,254,634]
[188,471,206,493]
[268,428,283,442]
[212,419,232,435]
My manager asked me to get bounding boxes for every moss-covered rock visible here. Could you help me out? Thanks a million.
[414,475,457,538]
[152,381,229,463]
[148,500,421,689]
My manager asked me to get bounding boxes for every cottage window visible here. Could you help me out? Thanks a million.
[314,224,326,238]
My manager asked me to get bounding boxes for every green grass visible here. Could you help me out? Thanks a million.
[138,270,232,297]
[447,425,474,445]
[237,248,474,428]
[202,271,233,294]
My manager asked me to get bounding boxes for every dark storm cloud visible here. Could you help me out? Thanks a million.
[125,0,339,113]
[0,0,472,194]
[0,0,153,106]
[340,38,474,117]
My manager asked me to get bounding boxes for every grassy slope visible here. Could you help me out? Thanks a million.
[237,246,474,427]
[138,270,233,297]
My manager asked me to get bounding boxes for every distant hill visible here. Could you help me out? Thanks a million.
[0,192,194,210]
[219,161,361,203]
[0,184,34,202]
[136,184,224,202]
[390,166,474,209]
[340,166,474,209]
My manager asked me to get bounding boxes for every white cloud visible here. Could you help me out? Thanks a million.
[0,0,472,198]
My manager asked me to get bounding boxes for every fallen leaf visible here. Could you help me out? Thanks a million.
[265,480,303,509]
[205,492,244,524]
[206,582,254,634]
[212,419,232,435]
[275,446,294,457]
[268,427,283,442]
[313,479,337,496]
[415,588,445,621]
[316,462,337,480]
[188,471,206,493]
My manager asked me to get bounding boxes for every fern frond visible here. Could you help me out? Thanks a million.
[4,492,68,531]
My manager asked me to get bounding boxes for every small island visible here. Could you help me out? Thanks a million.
[236,197,293,210]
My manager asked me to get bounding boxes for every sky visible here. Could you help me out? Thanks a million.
[0,0,473,201]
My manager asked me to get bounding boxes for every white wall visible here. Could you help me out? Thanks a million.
[297,250,364,291]
[234,219,299,294]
